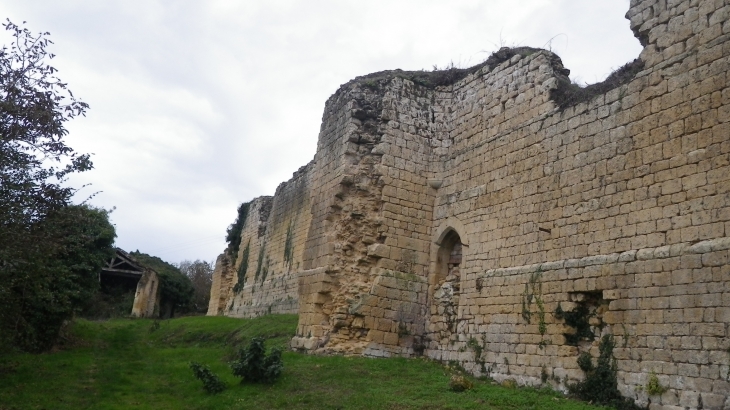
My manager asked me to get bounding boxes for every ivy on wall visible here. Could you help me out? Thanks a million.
[226,202,251,265]
[233,241,250,294]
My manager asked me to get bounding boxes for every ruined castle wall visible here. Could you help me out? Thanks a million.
[209,90,358,328]
[208,197,268,316]
[293,77,460,356]
[292,1,730,406]
[338,78,439,356]
[295,79,438,354]
[222,162,315,318]
[422,51,565,367]
[207,252,234,316]
[418,1,730,406]
[294,87,364,345]
[211,0,730,407]
[430,51,573,275]
[301,89,358,271]
[265,163,314,277]
[377,78,437,276]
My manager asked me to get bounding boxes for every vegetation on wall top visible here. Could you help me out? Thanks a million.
[226,202,251,265]
[353,47,543,91]
[551,58,644,109]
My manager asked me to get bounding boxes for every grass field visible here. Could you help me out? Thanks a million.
[0,315,607,410]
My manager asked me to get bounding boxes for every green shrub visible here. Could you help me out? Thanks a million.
[189,362,226,394]
[645,371,668,396]
[569,335,642,410]
[230,337,283,384]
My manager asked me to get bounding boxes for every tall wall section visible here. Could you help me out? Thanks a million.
[210,0,730,408]
[207,162,313,317]
[294,74,435,354]
[422,2,730,409]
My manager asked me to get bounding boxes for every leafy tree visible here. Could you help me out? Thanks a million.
[130,251,194,318]
[0,205,116,352]
[0,20,109,352]
[0,19,90,228]
[178,259,213,313]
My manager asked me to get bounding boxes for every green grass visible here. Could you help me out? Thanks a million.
[0,315,607,410]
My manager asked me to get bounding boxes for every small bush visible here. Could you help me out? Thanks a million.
[645,371,668,396]
[230,337,283,384]
[569,335,642,410]
[449,375,473,392]
[189,362,226,394]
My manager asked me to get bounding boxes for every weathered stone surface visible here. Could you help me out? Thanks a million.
[209,1,730,408]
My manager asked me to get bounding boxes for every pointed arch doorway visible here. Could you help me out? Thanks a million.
[429,226,466,339]
[436,230,463,286]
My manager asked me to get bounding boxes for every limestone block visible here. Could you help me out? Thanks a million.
[367,330,385,344]
[383,332,399,346]
[367,244,390,259]
[603,289,621,300]
[702,251,728,267]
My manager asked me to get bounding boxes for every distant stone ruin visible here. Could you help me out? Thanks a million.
[101,248,159,317]
[208,1,730,408]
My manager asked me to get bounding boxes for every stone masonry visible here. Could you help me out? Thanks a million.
[208,1,730,408]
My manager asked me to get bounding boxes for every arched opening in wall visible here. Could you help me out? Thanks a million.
[432,229,463,334]
[436,230,462,287]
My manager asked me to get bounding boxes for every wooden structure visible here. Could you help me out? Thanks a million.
[101,248,159,317]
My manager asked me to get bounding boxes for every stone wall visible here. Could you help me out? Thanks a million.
[210,0,730,408]
[131,268,159,318]
[207,162,313,317]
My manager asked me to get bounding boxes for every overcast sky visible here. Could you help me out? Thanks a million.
[0,1,642,264]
